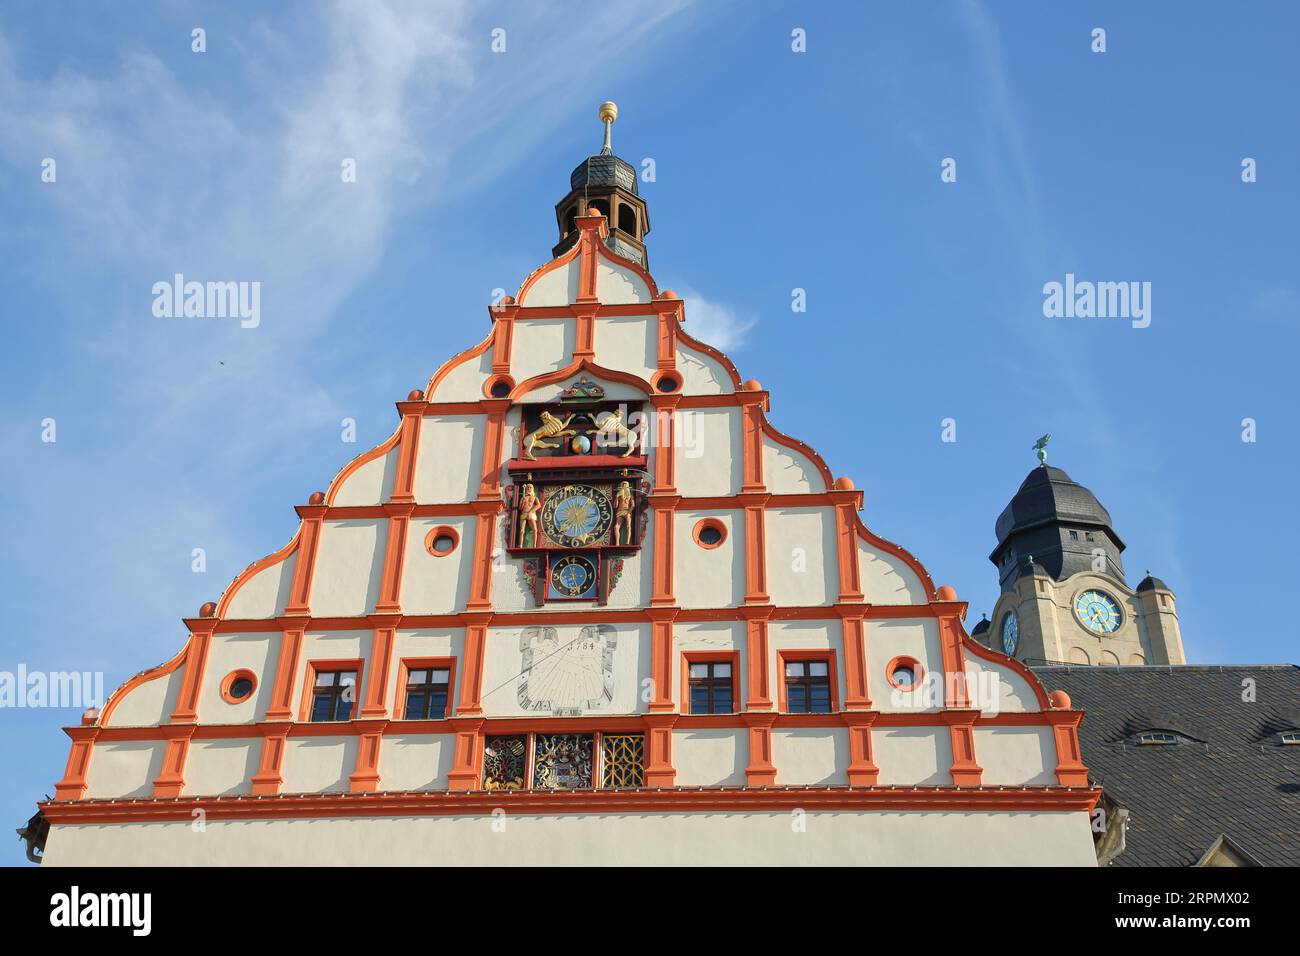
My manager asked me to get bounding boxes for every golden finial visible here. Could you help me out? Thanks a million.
[599,101,618,154]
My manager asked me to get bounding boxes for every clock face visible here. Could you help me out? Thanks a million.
[1074,589,1122,634]
[549,554,598,599]
[1001,612,1019,656]
[541,484,613,548]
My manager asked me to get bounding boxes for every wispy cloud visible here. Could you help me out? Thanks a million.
[677,287,756,352]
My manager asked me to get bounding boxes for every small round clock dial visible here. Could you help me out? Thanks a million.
[550,554,597,598]
[540,484,613,548]
[1074,589,1122,634]
[1001,612,1019,656]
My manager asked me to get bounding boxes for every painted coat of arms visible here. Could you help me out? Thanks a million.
[518,624,617,714]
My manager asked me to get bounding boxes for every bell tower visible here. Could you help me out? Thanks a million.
[551,101,651,267]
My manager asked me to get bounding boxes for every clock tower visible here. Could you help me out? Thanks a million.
[973,457,1186,666]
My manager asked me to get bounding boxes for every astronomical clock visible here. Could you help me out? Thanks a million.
[504,377,649,605]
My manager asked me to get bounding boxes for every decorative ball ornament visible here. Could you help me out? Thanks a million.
[407,389,424,401]
[833,476,855,491]
[199,602,217,618]
[308,491,326,505]
[571,435,591,454]
[936,584,958,602]
[599,101,618,124]
[1049,690,1072,710]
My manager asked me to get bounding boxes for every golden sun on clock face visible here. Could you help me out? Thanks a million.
[540,484,613,548]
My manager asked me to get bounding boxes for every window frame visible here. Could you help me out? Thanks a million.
[885,655,925,693]
[397,656,457,722]
[777,649,839,714]
[299,659,365,723]
[681,650,740,715]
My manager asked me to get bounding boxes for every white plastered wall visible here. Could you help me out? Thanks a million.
[289,630,374,717]
[866,617,944,713]
[309,519,386,617]
[85,740,166,799]
[43,810,1099,866]
[765,507,836,607]
[223,552,296,619]
[673,729,747,787]
[413,415,485,504]
[772,728,849,785]
[280,736,357,793]
[184,739,259,796]
[104,668,183,728]
[596,260,652,304]
[872,726,952,785]
[331,446,398,506]
[594,314,656,381]
[762,436,825,493]
[520,258,579,306]
[974,726,1057,785]
[511,319,574,384]
[858,537,928,605]
[675,342,733,396]
[674,407,740,495]
[674,509,744,608]
[672,621,745,710]
[197,632,277,724]
[429,347,492,403]
[378,733,455,791]
[401,516,474,614]
[386,628,465,717]
[963,651,1041,715]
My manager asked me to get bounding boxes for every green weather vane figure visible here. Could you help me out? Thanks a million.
[1032,434,1051,465]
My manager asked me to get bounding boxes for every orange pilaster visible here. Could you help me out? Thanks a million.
[936,607,969,708]
[944,711,983,786]
[349,723,387,793]
[478,399,511,499]
[456,617,489,716]
[742,498,770,604]
[249,723,292,796]
[741,606,773,711]
[831,490,864,603]
[360,622,397,719]
[466,503,500,611]
[285,502,327,615]
[169,619,217,723]
[152,724,197,798]
[447,718,485,791]
[53,727,98,801]
[1046,710,1090,786]
[842,712,880,786]
[644,714,677,786]
[374,505,413,614]
[389,404,423,504]
[647,609,677,713]
[264,623,304,722]
[838,606,872,710]
[743,712,778,786]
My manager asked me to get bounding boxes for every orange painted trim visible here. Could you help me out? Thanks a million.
[359,625,397,719]
[936,612,969,708]
[842,711,880,786]
[743,610,773,711]
[41,785,1102,823]
[490,309,516,374]
[284,506,326,616]
[508,356,654,403]
[325,426,402,507]
[885,655,924,693]
[394,656,458,721]
[478,400,510,498]
[249,722,292,796]
[169,621,216,724]
[651,394,679,494]
[644,713,677,786]
[832,497,865,604]
[742,502,770,604]
[649,369,681,393]
[742,711,778,786]
[647,610,676,712]
[961,629,1053,711]
[375,510,413,614]
[740,403,765,493]
[53,728,98,801]
[673,323,743,392]
[465,507,498,611]
[297,658,366,724]
[219,668,258,705]
[591,216,661,299]
[515,229,583,306]
[838,610,871,710]
[150,724,197,798]
[456,621,488,716]
[680,649,741,715]
[654,297,681,372]
[649,499,678,606]
[264,625,304,722]
[446,718,485,791]
[759,420,832,491]
[390,413,421,504]
[943,710,984,787]
[1045,710,1091,787]
[349,722,387,793]
[776,648,841,714]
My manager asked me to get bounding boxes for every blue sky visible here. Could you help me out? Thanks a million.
[1,1,1297,864]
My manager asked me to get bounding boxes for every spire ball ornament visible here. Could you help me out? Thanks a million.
[599,100,618,154]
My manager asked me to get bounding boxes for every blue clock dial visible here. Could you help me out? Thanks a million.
[540,484,613,548]
[1001,612,1019,656]
[1074,589,1122,634]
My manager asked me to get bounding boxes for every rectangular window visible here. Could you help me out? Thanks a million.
[310,669,357,722]
[1069,530,1079,541]
[688,661,734,714]
[601,734,645,788]
[403,667,451,720]
[784,660,831,714]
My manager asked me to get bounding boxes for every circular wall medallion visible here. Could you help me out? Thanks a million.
[1073,588,1122,635]
[692,517,727,549]
[540,484,613,547]
[220,669,257,704]
[425,525,460,557]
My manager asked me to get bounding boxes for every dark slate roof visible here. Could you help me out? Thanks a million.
[994,465,1123,548]
[569,153,638,194]
[1032,664,1300,867]
[1136,574,1168,592]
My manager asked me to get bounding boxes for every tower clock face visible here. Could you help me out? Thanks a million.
[541,484,613,547]
[1001,612,1019,656]
[1074,589,1122,635]
[549,554,598,599]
